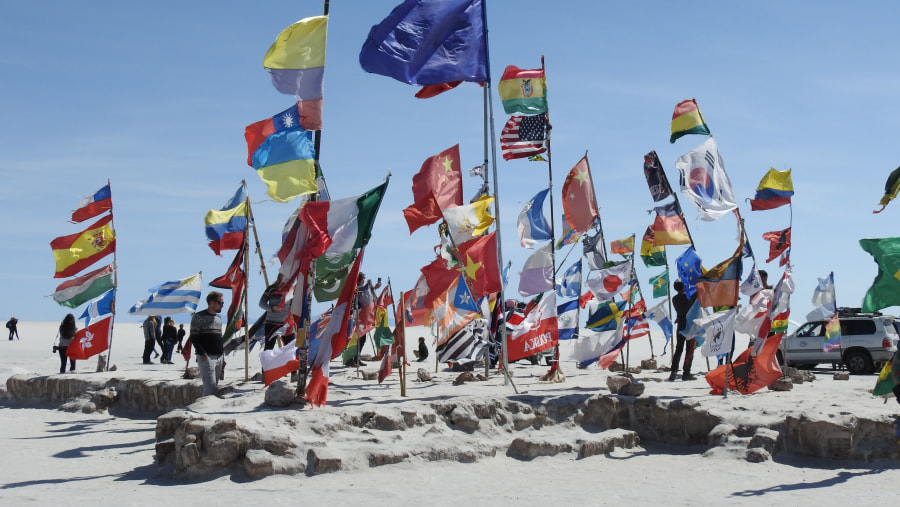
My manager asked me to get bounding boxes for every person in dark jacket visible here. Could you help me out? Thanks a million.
[142,316,158,364]
[56,314,77,374]
[7,317,19,340]
[191,291,225,396]
[160,317,178,364]
[669,281,698,381]
[414,336,429,362]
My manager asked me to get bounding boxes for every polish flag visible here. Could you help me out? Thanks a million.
[260,340,300,386]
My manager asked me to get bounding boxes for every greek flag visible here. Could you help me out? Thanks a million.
[128,272,202,316]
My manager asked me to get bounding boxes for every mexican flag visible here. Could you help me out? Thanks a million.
[300,181,387,260]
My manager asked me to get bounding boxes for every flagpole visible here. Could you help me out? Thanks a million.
[540,55,562,382]
[481,0,517,393]
[105,178,116,372]
[243,195,251,382]
[398,290,408,397]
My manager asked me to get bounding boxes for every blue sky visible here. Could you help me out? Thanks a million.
[3,1,900,327]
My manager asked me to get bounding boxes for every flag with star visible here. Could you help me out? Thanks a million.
[500,113,548,161]
[562,155,599,233]
[650,269,669,298]
[455,231,502,298]
[676,247,702,298]
[403,144,463,233]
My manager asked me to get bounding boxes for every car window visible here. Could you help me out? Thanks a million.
[796,322,824,337]
[839,319,876,335]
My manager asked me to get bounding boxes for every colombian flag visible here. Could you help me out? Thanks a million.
[51,214,116,278]
[750,168,794,211]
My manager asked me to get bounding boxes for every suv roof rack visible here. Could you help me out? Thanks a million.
[837,306,882,317]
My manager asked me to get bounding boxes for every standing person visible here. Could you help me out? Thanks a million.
[669,280,698,381]
[7,317,19,340]
[56,314,77,374]
[351,272,382,364]
[160,317,178,364]
[259,275,293,351]
[176,323,186,354]
[191,291,225,397]
[142,316,158,365]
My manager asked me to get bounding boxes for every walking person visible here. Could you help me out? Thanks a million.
[161,317,178,364]
[56,314,77,374]
[669,281,698,381]
[191,291,225,397]
[7,317,19,340]
[176,323,186,354]
[142,315,158,364]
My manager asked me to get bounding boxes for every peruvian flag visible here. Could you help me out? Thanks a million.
[507,292,558,362]
[260,340,300,386]
[306,250,364,406]
[66,316,112,360]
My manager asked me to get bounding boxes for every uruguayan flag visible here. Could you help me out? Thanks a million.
[128,272,202,315]
[80,288,115,326]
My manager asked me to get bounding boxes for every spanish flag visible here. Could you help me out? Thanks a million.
[51,214,116,278]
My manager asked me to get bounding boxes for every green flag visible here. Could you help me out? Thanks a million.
[372,307,395,348]
[872,359,897,397]
[860,237,900,312]
[314,252,354,302]
[650,269,669,298]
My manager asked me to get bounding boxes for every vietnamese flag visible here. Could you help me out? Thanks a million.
[456,232,502,298]
[561,155,599,233]
[66,316,112,361]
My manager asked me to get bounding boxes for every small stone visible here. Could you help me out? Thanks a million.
[746,448,771,462]
[767,377,793,391]
[416,368,432,382]
[182,367,200,379]
[264,380,297,407]
[606,375,631,394]
[453,371,475,386]
[618,381,645,397]
[833,372,850,381]
[360,370,378,380]
[95,354,107,372]
[640,359,658,370]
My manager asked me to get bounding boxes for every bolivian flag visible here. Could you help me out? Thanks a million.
[670,98,710,143]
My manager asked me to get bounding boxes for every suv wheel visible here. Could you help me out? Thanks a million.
[844,350,874,375]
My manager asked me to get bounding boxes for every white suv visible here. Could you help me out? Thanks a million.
[779,310,899,375]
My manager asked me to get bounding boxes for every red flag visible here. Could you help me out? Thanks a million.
[706,333,783,394]
[376,286,393,308]
[66,317,112,361]
[377,345,392,383]
[562,155,599,233]
[579,291,594,309]
[415,81,463,98]
[762,228,791,263]
[456,232,502,298]
[420,256,461,308]
[402,192,442,234]
[209,248,246,327]
[404,145,463,233]
[507,293,558,362]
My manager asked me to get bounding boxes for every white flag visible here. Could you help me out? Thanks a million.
[585,259,633,302]
[676,137,737,221]
[698,308,738,357]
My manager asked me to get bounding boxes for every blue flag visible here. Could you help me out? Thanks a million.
[518,188,553,248]
[80,288,115,326]
[676,247,702,298]
[557,299,579,340]
[454,275,479,312]
[359,0,488,86]
[556,260,582,298]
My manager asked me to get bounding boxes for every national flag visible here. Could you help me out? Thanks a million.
[258,340,300,386]
[740,263,764,296]
[749,168,794,211]
[518,244,554,297]
[645,301,673,343]
[762,228,791,263]
[651,202,690,246]
[436,317,490,366]
[585,299,625,332]
[50,214,116,279]
[209,248,246,331]
[313,252,353,303]
[52,263,116,309]
[556,214,581,250]
[263,16,327,130]
[443,194,494,245]
[71,184,112,223]
[874,166,900,213]
[822,313,842,352]
[754,267,794,350]
[507,292,557,362]
[586,259,633,302]
[675,137,737,221]
[276,207,309,287]
[248,124,316,203]
[872,358,899,397]
[453,275,479,313]
[455,231,502,298]
[643,151,673,202]
[649,269,669,298]
[432,275,479,344]
[859,237,900,313]
[307,250,364,406]
[557,299,579,340]
[562,155,599,233]
[377,343,393,384]
[372,306,395,349]
[498,65,547,114]
[640,226,667,267]
[556,260,582,299]
[301,181,388,260]
[359,0,487,87]
[669,98,710,143]
[78,288,115,326]
[204,187,248,256]
[625,316,651,341]
[582,231,606,271]
[573,327,623,368]
[420,255,462,308]
[414,81,464,98]
[65,316,112,361]
[244,104,305,164]
[517,188,552,248]
[734,287,772,337]
[610,236,634,256]
[681,299,705,344]
[403,145,464,233]
[696,237,743,307]
[676,247,702,298]
[579,291,594,309]
[500,114,548,161]
[128,272,202,316]
[405,276,429,325]
[696,308,737,357]
[807,272,837,321]
[706,325,783,395]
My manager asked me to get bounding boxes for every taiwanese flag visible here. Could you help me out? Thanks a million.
[403,145,463,233]
[762,228,791,263]
[71,184,112,223]
[66,316,112,361]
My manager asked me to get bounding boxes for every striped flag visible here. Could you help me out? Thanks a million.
[79,288,115,326]
[127,273,202,316]
[500,114,548,161]
[436,318,490,367]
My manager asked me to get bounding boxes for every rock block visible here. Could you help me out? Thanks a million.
[746,448,771,462]
[507,437,573,460]
[767,377,793,391]
[618,382,645,397]
[416,368,432,382]
[640,359,658,370]
[264,381,296,407]
[306,448,343,475]
[833,372,850,381]
[606,375,631,394]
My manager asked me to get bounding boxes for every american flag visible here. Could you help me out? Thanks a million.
[500,114,548,161]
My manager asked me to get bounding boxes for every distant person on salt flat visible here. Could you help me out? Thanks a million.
[56,314,77,374]
[669,281,697,381]
[191,291,225,397]
[142,315,160,364]
[176,323,186,354]
[160,317,178,364]
[414,337,429,362]
[6,317,19,340]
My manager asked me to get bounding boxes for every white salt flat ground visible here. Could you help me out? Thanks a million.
[1,321,898,505]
